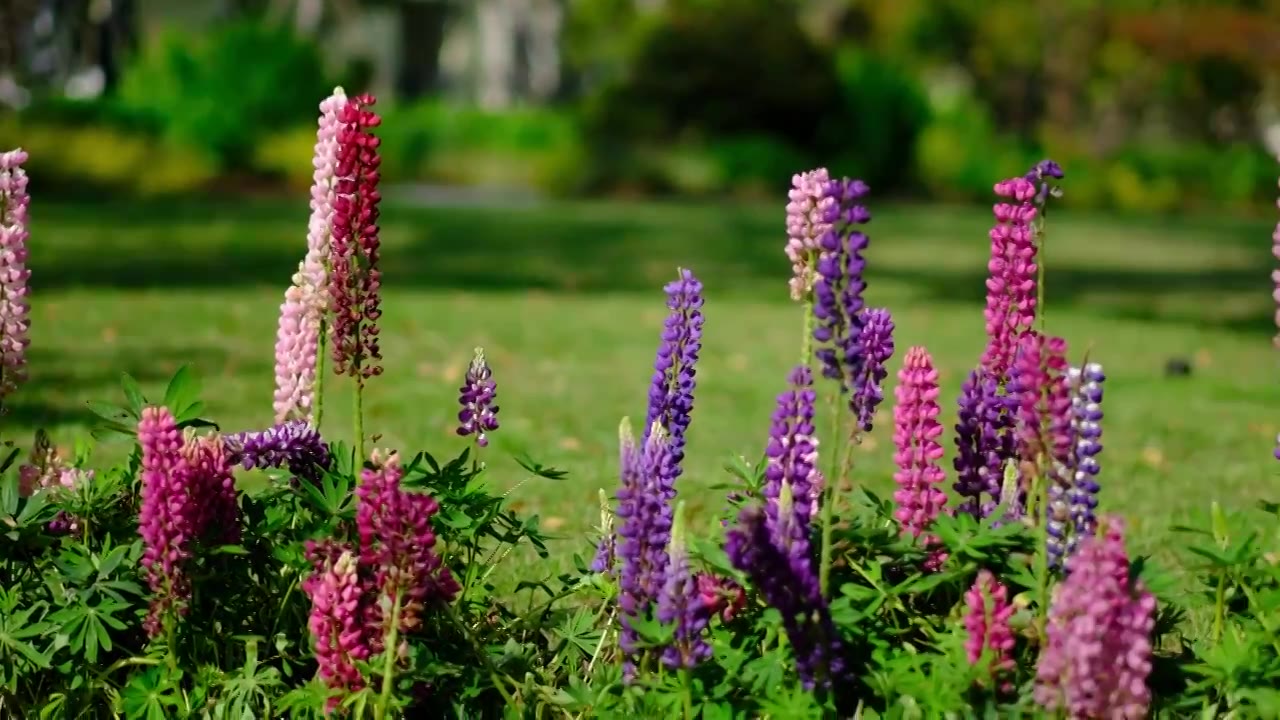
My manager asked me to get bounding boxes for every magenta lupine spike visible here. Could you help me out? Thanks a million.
[302,547,370,711]
[181,435,241,544]
[273,89,347,423]
[892,347,948,539]
[329,93,384,381]
[1035,518,1156,719]
[964,570,1015,692]
[0,148,32,400]
[981,177,1039,378]
[457,347,499,447]
[785,168,838,300]
[355,451,460,655]
[137,406,196,636]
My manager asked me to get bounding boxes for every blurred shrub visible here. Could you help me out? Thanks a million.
[0,117,216,196]
[914,96,1031,201]
[118,22,331,170]
[826,48,930,191]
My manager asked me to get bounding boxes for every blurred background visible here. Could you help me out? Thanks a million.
[2,0,1279,212]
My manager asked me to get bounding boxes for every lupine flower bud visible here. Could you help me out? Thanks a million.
[850,307,895,433]
[224,420,331,482]
[785,168,838,300]
[457,347,499,447]
[812,178,872,390]
[181,434,240,544]
[656,502,711,669]
[302,547,369,711]
[590,488,616,574]
[892,347,947,539]
[762,365,822,531]
[645,267,703,483]
[981,177,1039,378]
[726,503,843,689]
[274,89,347,423]
[329,93,384,381]
[1035,517,1155,719]
[953,369,1016,519]
[138,406,195,636]
[0,148,32,400]
[964,570,1015,692]
[616,420,673,674]
[1065,363,1104,558]
[695,572,746,622]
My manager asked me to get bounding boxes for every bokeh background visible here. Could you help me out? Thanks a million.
[2,0,1279,569]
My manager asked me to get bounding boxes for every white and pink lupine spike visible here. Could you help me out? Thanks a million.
[784,168,838,301]
[0,148,32,400]
[273,88,348,424]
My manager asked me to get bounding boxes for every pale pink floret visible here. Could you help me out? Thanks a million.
[982,177,1039,378]
[784,168,838,300]
[273,89,348,424]
[892,346,948,538]
[0,149,32,400]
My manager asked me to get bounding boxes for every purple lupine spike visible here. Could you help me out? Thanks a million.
[726,499,843,690]
[762,365,822,531]
[812,178,871,390]
[457,347,499,447]
[954,368,1017,520]
[1035,517,1155,719]
[223,420,331,482]
[1065,363,1104,558]
[656,502,711,669]
[644,268,703,481]
[616,419,673,676]
[850,307,895,433]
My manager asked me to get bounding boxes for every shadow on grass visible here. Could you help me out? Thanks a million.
[31,198,1278,334]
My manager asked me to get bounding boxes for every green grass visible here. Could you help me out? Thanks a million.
[18,197,1280,584]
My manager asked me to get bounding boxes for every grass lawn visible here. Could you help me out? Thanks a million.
[18,197,1280,589]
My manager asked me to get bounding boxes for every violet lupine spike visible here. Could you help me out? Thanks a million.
[812,179,872,389]
[328,93,384,381]
[784,168,838,300]
[761,365,822,531]
[355,451,460,656]
[224,420,331,482]
[0,148,32,401]
[644,267,704,480]
[616,419,673,675]
[964,569,1015,692]
[1035,517,1155,719]
[891,347,948,539]
[1065,363,1104,559]
[457,347,500,447]
[273,89,347,424]
[953,369,1017,520]
[656,503,712,669]
[981,177,1039,378]
[302,546,370,711]
[726,501,843,690]
[850,307,895,433]
[137,406,195,637]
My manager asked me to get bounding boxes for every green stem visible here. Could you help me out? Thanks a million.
[818,395,845,597]
[1212,573,1227,643]
[679,667,693,720]
[354,379,365,465]
[373,594,403,720]
[801,296,815,365]
[1036,215,1047,332]
[1033,461,1050,642]
[315,320,327,430]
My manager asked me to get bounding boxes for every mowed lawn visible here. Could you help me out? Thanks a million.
[19,197,1280,584]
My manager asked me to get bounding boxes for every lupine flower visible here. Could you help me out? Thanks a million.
[355,451,459,654]
[457,347,499,447]
[644,267,703,481]
[964,570,1015,691]
[726,500,843,690]
[1035,517,1155,719]
[1024,159,1065,210]
[273,89,347,424]
[785,168,838,300]
[981,177,1039,378]
[302,547,369,711]
[181,434,240,544]
[138,406,195,636]
[695,572,746,623]
[590,488,616,574]
[0,148,31,401]
[953,369,1017,520]
[616,419,673,674]
[18,431,92,532]
[762,365,822,530]
[224,420,331,482]
[329,93,384,381]
[850,307,895,433]
[656,502,711,669]
[892,347,948,539]
[812,178,871,389]
[1065,363,1104,558]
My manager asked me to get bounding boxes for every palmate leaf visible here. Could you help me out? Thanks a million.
[121,667,184,720]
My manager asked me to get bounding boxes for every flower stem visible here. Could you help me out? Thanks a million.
[1032,460,1051,641]
[354,379,365,465]
[315,320,326,430]
[801,295,814,366]
[680,667,694,720]
[374,593,403,720]
[818,394,845,597]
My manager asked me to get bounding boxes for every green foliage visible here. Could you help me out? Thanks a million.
[826,48,931,191]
